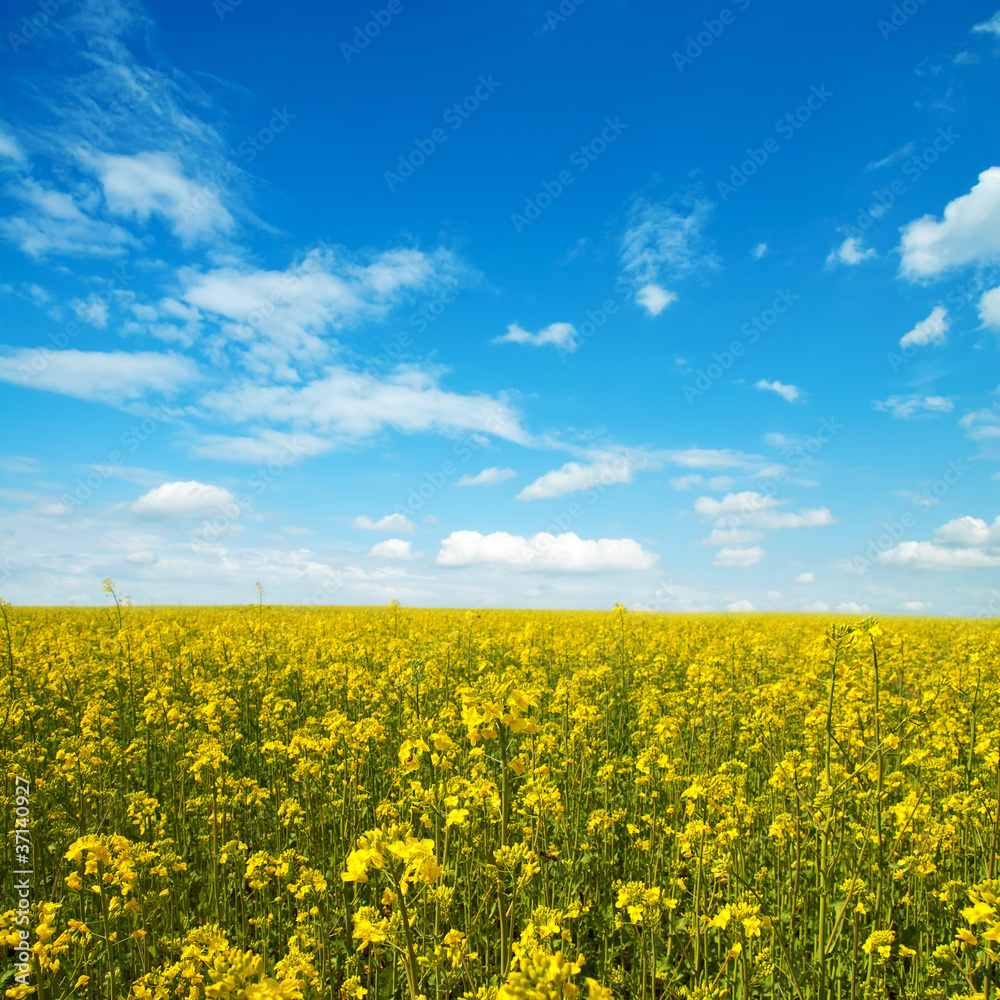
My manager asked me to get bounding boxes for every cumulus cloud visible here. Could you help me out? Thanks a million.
[898,168,1000,278]
[900,601,932,611]
[713,546,765,568]
[873,394,954,419]
[876,514,1000,569]
[370,538,416,560]
[899,305,949,348]
[126,550,158,564]
[978,286,1000,330]
[751,242,768,260]
[635,284,677,316]
[436,530,658,572]
[456,467,516,487]
[794,571,815,583]
[933,514,1000,546]
[726,599,755,611]
[0,347,197,404]
[827,237,876,266]
[877,541,1000,569]
[754,379,802,403]
[695,491,836,535]
[131,481,238,520]
[838,602,869,613]
[353,514,415,532]
[493,322,579,350]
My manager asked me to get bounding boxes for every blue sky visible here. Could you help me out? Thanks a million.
[1,0,999,613]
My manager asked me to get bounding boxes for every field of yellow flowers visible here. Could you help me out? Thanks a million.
[1,591,999,1000]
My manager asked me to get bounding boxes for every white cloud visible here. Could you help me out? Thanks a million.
[751,242,768,260]
[353,514,415,533]
[670,474,703,490]
[795,571,815,583]
[456,467,516,487]
[873,394,954,419]
[620,196,718,287]
[899,305,949,348]
[0,128,25,162]
[635,284,677,316]
[713,546,765,568]
[93,151,235,242]
[754,379,802,403]
[827,236,877,266]
[805,601,830,612]
[898,168,1000,278]
[0,178,135,258]
[900,601,932,611]
[516,458,633,501]
[960,408,1000,441]
[877,541,1000,569]
[837,602,869,613]
[70,294,110,328]
[370,538,416,560]
[866,141,915,171]
[181,246,455,373]
[695,492,836,534]
[127,550,158,564]
[876,514,1000,570]
[700,528,765,546]
[199,365,529,451]
[131,481,237,520]
[667,447,767,472]
[978,286,1000,330]
[437,530,658,573]
[726,599,755,611]
[972,11,1000,34]
[933,514,1000,546]
[493,322,578,350]
[0,347,197,404]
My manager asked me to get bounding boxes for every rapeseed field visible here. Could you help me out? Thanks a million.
[1,591,999,1000]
